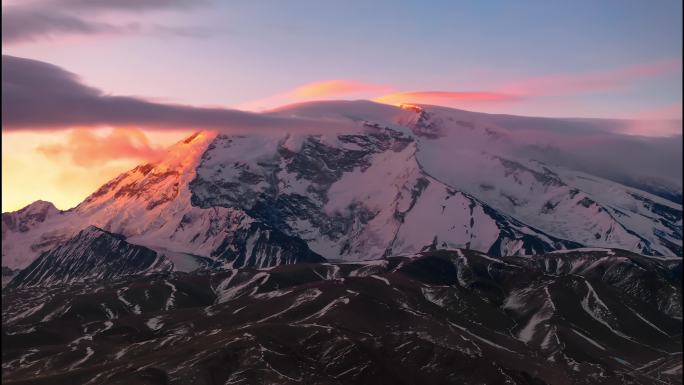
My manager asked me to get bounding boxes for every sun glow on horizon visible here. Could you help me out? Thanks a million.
[1,128,193,212]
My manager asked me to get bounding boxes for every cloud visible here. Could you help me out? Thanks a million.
[2,7,123,43]
[236,80,392,111]
[239,58,681,112]
[369,60,681,110]
[499,59,682,96]
[2,128,194,212]
[373,91,522,106]
[1,55,354,132]
[2,0,209,44]
[240,80,524,112]
[291,80,391,98]
[51,0,204,11]
[4,54,680,133]
[615,104,683,137]
[37,128,167,167]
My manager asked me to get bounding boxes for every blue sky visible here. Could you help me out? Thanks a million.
[3,0,682,117]
[2,0,681,211]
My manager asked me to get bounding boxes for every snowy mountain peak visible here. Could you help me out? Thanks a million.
[1,103,681,272]
[398,103,424,113]
[16,200,58,215]
[2,200,60,232]
[75,130,216,216]
[3,200,60,222]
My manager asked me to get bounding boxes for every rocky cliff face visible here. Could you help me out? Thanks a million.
[8,226,172,288]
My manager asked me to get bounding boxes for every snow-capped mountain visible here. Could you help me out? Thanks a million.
[1,102,681,272]
[403,105,681,256]
[8,226,173,288]
[8,224,325,288]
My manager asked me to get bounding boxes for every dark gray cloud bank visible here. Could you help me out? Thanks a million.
[1,55,349,132]
[1,54,681,200]
[2,0,210,44]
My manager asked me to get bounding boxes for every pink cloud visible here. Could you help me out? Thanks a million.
[621,120,682,137]
[618,103,683,137]
[371,59,681,111]
[499,59,682,96]
[631,103,683,120]
[237,59,681,112]
[373,90,521,106]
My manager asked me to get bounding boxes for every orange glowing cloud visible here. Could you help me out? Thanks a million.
[241,81,519,111]
[290,80,391,98]
[236,80,393,111]
[37,128,168,167]
[373,91,521,106]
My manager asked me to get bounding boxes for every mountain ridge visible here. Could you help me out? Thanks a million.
[2,102,681,272]
[3,248,681,384]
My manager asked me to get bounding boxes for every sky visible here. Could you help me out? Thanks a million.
[1,0,682,212]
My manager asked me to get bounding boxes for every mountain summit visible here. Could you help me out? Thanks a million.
[2,102,681,273]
